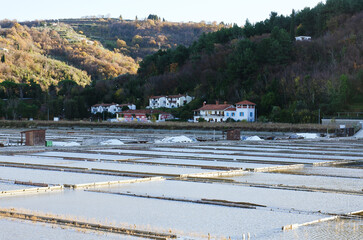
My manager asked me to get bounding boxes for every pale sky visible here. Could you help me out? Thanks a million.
[3,0,324,25]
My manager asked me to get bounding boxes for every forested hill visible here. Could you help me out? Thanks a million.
[0,17,222,119]
[0,22,138,87]
[116,0,363,122]
[23,17,224,60]
[0,0,362,122]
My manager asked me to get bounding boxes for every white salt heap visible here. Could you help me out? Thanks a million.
[156,136,196,143]
[100,139,124,145]
[296,133,320,139]
[354,129,363,139]
[245,136,263,141]
[52,141,80,147]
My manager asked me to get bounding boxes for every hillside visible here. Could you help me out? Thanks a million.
[1,0,362,121]
[0,18,221,120]
[0,22,138,87]
[21,17,224,60]
[114,0,363,122]
[57,18,224,59]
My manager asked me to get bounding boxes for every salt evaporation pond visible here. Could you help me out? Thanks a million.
[32,152,146,161]
[0,167,132,185]
[0,189,325,239]
[271,218,363,240]
[1,128,362,239]
[151,147,363,160]
[134,157,278,169]
[0,155,217,176]
[227,172,363,192]
[0,218,134,240]
[0,182,34,191]
[91,180,363,214]
[277,166,363,178]
[192,145,363,156]
[212,141,363,151]
[92,149,334,164]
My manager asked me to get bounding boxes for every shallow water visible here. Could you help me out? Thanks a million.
[228,172,363,192]
[151,147,363,160]
[196,144,363,153]
[0,218,134,240]
[0,189,325,239]
[272,218,363,240]
[0,155,214,175]
[1,128,362,239]
[279,166,363,178]
[134,157,277,169]
[33,151,145,161]
[90,180,363,214]
[92,149,331,164]
[0,182,33,191]
[0,167,131,185]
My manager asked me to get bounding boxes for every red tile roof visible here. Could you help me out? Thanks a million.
[167,94,184,98]
[120,109,168,115]
[194,104,232,111]
[235,100,256,105]
[225,107,236,111]
[150,94,186,99]
[149,96,166,99]
[92,103,116,107]
[118,103,134,107]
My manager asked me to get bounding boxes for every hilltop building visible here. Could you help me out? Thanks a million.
[295,36,311,41]
[193,100,256,122]
[148,94,193,109]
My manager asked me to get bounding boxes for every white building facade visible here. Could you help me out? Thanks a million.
[148,94,193,109]
[194,100,256,122]
[295,36,311,41]
[91,103,136,115]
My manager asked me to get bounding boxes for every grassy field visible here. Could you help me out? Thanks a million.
[0,120,337,133]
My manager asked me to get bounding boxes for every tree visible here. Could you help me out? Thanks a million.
[147,14,159,21]
[290,9,296,40]
[116,39,127,48]
[243,19,255,37]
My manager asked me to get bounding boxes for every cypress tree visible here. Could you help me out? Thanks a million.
[290,9,296,41]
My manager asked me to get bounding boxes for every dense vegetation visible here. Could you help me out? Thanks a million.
[23,17,224,60]
[1,0,362,122]
[117,0,363,122]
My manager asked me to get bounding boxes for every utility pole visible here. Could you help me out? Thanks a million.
[318,108,320,124]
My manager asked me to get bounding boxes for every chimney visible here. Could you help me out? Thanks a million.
[203,101,206,106]
[224,101,227,104]
[216,101,219,105]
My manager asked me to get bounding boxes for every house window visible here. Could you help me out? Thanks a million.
[226,113,229,116]
[250,112,253,117]
[240,112,242,116]
[232,113,235,116]
[242,112,245,117]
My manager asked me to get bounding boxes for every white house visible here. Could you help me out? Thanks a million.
[91,103,136,115]
[148,94,193,109]
[295,36,311,41]
[193,101,233,122]
[233,100,256,122]
[194,100,256,122]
